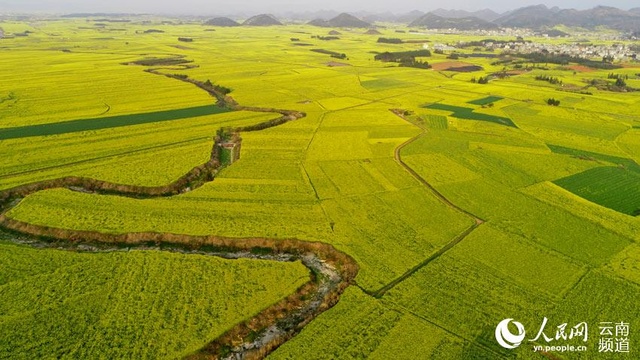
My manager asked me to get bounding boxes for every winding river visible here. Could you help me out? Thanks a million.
[0,63,359,359]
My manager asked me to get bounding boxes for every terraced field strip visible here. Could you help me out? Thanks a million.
[0,137,208,179]
[0,64,357,360]
[0,105,229,140]
[467,96,503,105]
[366,110,485,298]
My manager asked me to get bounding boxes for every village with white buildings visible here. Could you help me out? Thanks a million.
[482,40,636,61]
[418,27,638,62]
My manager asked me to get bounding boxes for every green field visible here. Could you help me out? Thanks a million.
[0,105,229,140]
[554,167,640,216]
[1,16,640,359]
[548,145,640,215]
[0,241,309,359]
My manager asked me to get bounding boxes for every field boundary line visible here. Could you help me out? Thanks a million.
[364,110,486,298]
[369,222,482,298]
[382,299,508,359]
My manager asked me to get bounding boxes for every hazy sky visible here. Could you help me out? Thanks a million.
[0,0,637,15]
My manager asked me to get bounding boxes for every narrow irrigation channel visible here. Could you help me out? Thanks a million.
[0,62,358,359]
[0,230,356,360]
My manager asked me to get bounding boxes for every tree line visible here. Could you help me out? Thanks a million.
[535,75,563,85]
[517,52,621,70]
[374,50,432,69]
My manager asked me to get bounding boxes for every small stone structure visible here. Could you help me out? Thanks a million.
[215,129,242,165]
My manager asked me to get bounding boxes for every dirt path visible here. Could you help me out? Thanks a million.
[0,65,357,360]
[366,110,485,298]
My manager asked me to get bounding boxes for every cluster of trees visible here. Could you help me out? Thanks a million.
[518,52,621,70]
[204,80,232,95]
[511,63,549,70]
[607,73,629,80]
[535,75,563,85]
[374,50,431,62]
[178,37,193,43]
[312,35,339,41]
[398,58,431,69]
[614,78,627,88]
[460,38,530,48]
[374,50,432,69]
[602,55,614,63]
[311,48,348,59]
[588,77,630,91]
[377,37,403,44]
[547,98,561,106]
[471,76,490,84]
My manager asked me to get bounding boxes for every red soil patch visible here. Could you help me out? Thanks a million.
[326,61,351,67]
[431,61,478,71]
[567,65,596,73]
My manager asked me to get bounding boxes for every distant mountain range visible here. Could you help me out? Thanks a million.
[494,5,640,31]
[272,5,640,31]
[408,5,640,31]
[430,8,502,22]
[409,13,498,30]
[308,13,371,28]
[67,5,640,32]
[395,10,426,24]
[205,14,281,27]
[204,17,240,27]
[300,5,640,31]
[243,14,282,26]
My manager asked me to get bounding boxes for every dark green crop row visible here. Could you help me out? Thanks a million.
[467,96,503,106]
[424,103,517,128]
[0,105,230,140]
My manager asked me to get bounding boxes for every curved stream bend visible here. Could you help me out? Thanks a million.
[0,66,359,359]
